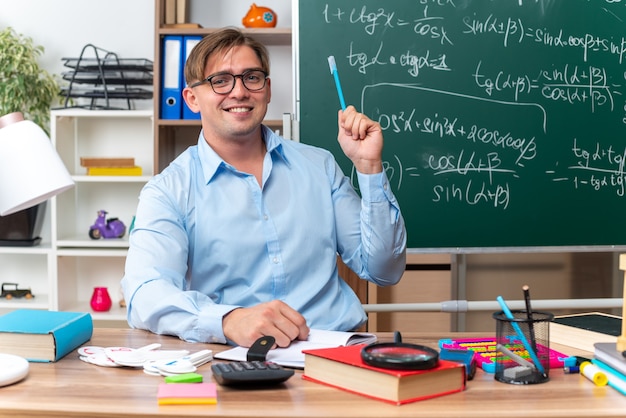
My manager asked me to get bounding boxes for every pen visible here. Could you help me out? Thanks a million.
[522,285,538,354]
[496,295,545,374]
[327,56,347,110]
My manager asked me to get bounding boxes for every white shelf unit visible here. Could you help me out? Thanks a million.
[24,108,154,322]
[55,248,129,320]
[0,246,52,312]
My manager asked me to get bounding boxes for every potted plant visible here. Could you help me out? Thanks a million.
[0,26,62,245]
[0,26,61,132]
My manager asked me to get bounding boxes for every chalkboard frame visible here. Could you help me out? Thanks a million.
[294,0,626,252]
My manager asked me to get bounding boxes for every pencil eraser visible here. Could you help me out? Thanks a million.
[503,366,533,379]
[328,56,336,73]
[164,372,204,383]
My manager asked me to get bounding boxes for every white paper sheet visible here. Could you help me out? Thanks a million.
[214,329,377,368]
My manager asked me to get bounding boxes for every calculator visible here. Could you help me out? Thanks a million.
[211,361,294,386]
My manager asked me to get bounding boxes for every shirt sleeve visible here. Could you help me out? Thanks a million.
[333,166,407,286]
[121,178,236,344]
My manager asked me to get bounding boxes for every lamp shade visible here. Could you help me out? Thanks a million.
[0,112,74,216]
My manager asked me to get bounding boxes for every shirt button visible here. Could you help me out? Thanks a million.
[264,214,269,220]
[383,182,388,190]
[272,257,279,264]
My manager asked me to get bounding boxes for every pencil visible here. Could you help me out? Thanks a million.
[523,285,538,354]
[327,56,347,110]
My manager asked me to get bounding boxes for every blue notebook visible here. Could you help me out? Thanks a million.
[0,309,92,362]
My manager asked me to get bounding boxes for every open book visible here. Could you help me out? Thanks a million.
[214,329,377,368]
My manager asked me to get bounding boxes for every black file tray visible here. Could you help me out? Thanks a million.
[61,44,153,110]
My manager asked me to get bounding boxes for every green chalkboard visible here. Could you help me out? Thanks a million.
[297,0,626,249]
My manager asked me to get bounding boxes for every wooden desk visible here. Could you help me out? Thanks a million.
[0,329,625,418]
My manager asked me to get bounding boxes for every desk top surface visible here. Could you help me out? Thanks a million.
[0,328,624,418]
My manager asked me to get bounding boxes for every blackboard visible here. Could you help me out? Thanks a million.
[297,0,626,249]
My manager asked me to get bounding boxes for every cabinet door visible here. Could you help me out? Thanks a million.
[367,254,454,333]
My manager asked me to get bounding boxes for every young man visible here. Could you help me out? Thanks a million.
[121,28,407,348]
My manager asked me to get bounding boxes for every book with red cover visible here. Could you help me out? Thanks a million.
[302,344,466,405]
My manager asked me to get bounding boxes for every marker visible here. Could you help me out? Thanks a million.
[580,361,608,386]
[592,359,626,395]
[327,56,347,110]
[496,295,545,374]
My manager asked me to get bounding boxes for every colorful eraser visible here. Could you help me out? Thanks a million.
[164,372,204,384]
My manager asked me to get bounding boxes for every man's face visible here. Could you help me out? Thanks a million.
[184,45,271,144]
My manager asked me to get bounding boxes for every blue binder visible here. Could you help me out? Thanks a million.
[182,36,203,120]
[160,35,183,119]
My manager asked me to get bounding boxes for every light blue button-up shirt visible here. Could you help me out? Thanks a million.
[122,126,406,343]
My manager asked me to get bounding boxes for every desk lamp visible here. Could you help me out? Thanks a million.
[0,112,74,244]
[0,111,73,386]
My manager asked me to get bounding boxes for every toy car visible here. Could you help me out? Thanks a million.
[89,210,126,239]
[0,282,34,299]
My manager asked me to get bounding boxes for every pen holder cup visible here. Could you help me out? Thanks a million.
[492,310,554,384]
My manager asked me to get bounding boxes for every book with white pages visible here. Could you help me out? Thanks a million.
[214,329,377,368]
[594,342,626,376]
[550,312,620,353]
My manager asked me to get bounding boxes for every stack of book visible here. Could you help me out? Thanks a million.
[593,342,626,395]
[80,157,142,176]
[554,312,626,395]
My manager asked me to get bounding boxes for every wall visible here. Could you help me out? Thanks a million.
[0,0,293,118]
[0,0,154,80]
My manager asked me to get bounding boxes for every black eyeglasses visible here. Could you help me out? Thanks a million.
[190,69,268,94]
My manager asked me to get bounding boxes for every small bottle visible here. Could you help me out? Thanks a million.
[90,287,112,312]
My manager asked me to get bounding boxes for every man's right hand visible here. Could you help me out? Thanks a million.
[222,300,310,348]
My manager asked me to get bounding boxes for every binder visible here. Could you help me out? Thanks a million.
[160,35,183,119]
[182,35,203,120]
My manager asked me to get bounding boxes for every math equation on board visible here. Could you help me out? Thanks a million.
[300,0,626,247]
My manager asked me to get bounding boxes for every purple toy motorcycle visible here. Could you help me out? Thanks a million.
[88,210,126,239]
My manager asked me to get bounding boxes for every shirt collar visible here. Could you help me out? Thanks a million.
[197,125,289,184]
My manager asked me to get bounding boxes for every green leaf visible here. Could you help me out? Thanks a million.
[0,26,61,133]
